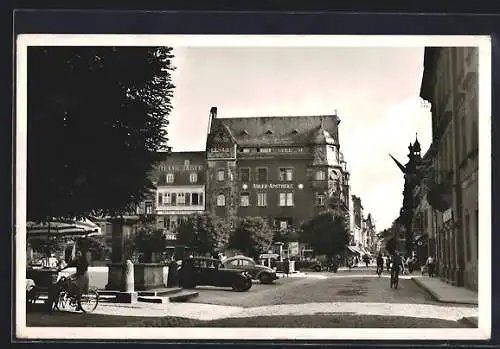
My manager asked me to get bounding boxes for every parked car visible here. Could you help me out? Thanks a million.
[222,255,279,284]
[178,257,253,292]
[293,259,323,272]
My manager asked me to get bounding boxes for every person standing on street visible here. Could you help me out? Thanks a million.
[376,253,384,276]
[283,258,290,277]
[426,255,435,277]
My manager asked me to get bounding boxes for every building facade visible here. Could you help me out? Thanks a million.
[350,195,364,247]
[205,107,351,234]
[153,151,206,238]
[420,46,479,290]
[363,214,377,253]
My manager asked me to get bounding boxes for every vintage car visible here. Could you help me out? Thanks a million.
[222,255,279,284]
[293,259,323,272]
[178,257,253,292]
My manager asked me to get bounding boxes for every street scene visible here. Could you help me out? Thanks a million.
[18,36,484,338]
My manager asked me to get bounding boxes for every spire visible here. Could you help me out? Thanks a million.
[413,133,421,153]
[389,154,407,174]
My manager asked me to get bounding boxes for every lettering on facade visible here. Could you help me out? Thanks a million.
[442,208,453,223]
[252,183,294,190]
[165,165,203,172]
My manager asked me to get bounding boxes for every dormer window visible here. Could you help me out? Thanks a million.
[291,129,299,134]
[240,130,249,135]
[265,129,273,135]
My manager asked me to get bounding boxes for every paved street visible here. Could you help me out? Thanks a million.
[189,270,475,308]
[26,270,478,328]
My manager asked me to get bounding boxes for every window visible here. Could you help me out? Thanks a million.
[240,259,253,266]
[177,193,185,205]
[257,192,267,207]
[465,212,471,261]
[471,120,478,152]
[192,193,199,205]
[475,209,479,258]
[280,221,288,230]
[166,173,174,183]
[279,168,293,181]
[316,194,325,206]
[240,168,250,182]
[229,259,239,266]
[240,193,250,207]
[189,173,198,183]
[184,160,190,166]
[257,168,268,182]
[158,193,163,206]
[145,201,153,215]
[242,148,251,153]
[217,169,225,181]
[259,148,272,153]
[217,194,225,207]
[164,217,170,229]
[461,116,467,159]
[164,192,172,204]
[185,192,191,205]
[171,193,177,205]
[199,193,204,206]
[315,170,326,181]
[279,192,294,207]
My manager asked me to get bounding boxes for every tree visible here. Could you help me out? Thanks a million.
[133,226,167,263]
[27,46,175,221]
[230,217,274,259]
[176,213,231,256]
[299,210,350,259]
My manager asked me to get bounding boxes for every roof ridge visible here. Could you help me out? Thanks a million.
[217,114,337,120]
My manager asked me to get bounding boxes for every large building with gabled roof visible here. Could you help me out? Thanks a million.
[204,106,351,240]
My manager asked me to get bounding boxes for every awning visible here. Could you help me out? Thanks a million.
[346,246,361,255]
[27,218,102,239]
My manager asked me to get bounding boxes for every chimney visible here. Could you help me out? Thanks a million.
[210,106,217,119]
[207,106,218,135]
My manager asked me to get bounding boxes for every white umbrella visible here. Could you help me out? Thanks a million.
[26,218,102,239]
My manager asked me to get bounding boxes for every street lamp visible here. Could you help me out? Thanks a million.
[242,184,248,190]
[274,241,284,261]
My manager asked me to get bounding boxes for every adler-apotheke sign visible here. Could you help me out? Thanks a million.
[253,183,294,190]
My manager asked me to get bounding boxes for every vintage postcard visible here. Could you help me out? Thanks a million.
[15,34,491,340]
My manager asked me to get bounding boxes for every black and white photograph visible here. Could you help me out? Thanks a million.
[15,35,491,340]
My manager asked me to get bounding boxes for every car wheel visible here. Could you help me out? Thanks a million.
[259,273,273,284]
[232,278,252,292]
[313,265,321,272]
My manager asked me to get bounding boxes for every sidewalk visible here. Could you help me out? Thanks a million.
[412,275,478,305]
[88,300,477,322]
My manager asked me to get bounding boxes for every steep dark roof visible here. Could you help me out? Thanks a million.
[420,47,439,101]
[211,115,340,147]
[157,151,206,163]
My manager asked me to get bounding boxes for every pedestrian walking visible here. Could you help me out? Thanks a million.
[386,255,391,272]
[426,255,435,277]
[283,258,290,277]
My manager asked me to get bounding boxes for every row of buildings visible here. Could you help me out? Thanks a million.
[388,46,479,291]
[122,108,377,259]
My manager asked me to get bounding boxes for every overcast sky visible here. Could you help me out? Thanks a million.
[166,46,432,231]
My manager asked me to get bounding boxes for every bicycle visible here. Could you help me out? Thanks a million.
[54,275,99,313]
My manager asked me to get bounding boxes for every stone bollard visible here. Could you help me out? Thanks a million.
[124,259,135,292]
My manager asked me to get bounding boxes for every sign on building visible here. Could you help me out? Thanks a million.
[443,208,453,223]
[289,241,300,257]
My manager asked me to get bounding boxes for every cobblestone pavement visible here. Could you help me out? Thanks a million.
[25,272,478,326]
[190,272,477,308]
